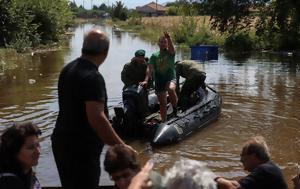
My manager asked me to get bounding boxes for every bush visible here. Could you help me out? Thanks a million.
[127,16,142,26]
[173,16,197,44]
[0,0,72,51]
[167,6,180,16]
[187,28,215,46]
[29,0,73,42]
[112,1,128,21]
[224,33,254,52]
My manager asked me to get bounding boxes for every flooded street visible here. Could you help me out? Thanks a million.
[0,23,299,187]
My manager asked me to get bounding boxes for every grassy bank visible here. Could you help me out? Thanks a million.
[73,18,105,24]
[107,16,225,49]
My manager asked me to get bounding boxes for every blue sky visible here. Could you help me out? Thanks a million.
[73,0,175,9]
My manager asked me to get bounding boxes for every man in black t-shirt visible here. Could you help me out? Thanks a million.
[51,29,136,189]
[215,136,287,189]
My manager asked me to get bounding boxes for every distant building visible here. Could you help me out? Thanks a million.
[136,2,167,16]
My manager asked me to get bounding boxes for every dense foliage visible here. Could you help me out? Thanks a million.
[70,1,129,21]
[111,1,128,21]
[166,0,202,16]
[255,0,300,50]
[69,2,110,18]
[203,0,300,50]
[0,0,72,52]
[1,0,299,52]
[163,0,300,51]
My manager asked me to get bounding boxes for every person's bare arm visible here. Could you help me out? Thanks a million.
[164,32,175,55]
[148,64,154,76]
[86,101,125,145]
[215,177,243,189]
[139,64,151,88]
[128,161,154,189]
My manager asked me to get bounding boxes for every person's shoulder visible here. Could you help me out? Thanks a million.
[255,161,284,177]
[259,161,279,169]
[0,173,25,189]
[121,62,133,73]
[123,62,132,68]
[82,69,104,86]
[151,51,160,57]
[149,53,158,64]
[61,58,78,72]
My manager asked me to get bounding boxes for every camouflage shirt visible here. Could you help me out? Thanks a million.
[175,60,205,79]
[121,60,148,89]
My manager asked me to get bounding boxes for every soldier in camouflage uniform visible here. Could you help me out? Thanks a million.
[175,60,206,109]
[121,49,150,90]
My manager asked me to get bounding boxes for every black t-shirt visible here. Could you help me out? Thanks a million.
[239,161,288,189]
[52,57,107,149]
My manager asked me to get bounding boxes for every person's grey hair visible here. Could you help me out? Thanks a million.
[241,136,270,162]
[162,159,217,189]
[82,29,110,55]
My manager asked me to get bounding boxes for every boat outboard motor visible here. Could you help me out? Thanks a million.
[122,85,148,137]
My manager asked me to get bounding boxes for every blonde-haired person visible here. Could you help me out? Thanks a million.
[148,32,178,122]
[215,136,287,189]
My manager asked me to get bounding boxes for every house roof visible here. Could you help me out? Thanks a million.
[136,1,167,12]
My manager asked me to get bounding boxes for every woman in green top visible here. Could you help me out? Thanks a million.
[148,32,178,122]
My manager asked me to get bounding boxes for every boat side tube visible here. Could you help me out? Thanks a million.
[152,89,221,145]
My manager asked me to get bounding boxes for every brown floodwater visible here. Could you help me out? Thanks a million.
[0,23,299,188]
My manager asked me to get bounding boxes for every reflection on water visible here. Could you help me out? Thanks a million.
[0,23,300,187]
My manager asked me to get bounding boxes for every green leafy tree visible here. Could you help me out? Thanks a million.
[204,0,300,50]
[99,3,108,11]
[0,0,13,46]
[167,6,180,16]
[0,0,72,51]
[256,0,300,50]
[203,0,259,34]
[112,1,128,21]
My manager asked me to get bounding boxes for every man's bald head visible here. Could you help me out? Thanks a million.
[82,29,110,56]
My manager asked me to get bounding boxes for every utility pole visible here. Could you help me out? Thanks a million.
[156,0,158,16]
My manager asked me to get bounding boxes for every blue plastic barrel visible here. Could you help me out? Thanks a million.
[190,45,218,61]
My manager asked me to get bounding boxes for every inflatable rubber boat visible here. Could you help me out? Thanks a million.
[111,84,222,146]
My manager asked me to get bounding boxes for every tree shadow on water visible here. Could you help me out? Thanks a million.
[223,51,252,64]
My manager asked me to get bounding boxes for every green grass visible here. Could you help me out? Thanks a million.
[107,16,225,48]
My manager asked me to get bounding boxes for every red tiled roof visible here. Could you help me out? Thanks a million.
[136,1,167,12]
